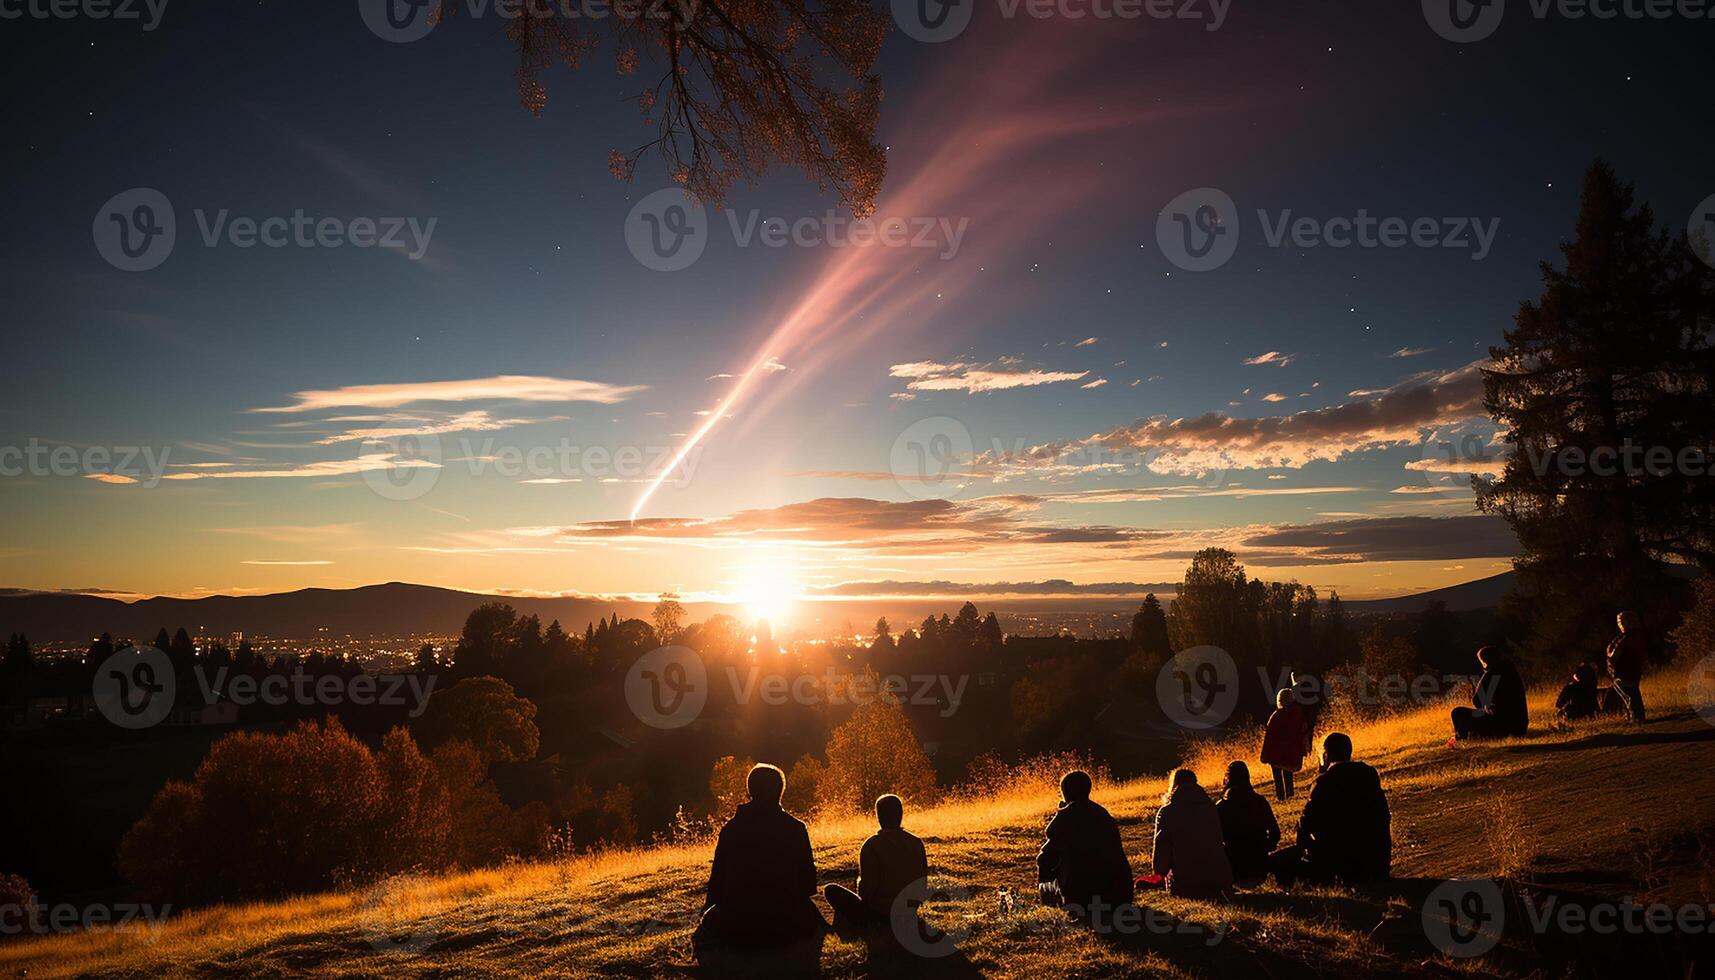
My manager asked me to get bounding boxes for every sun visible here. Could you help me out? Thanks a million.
[729,555,802,629]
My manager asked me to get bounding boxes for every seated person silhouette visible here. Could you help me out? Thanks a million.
[1036,770,1134,923]
[1555,661,1601,723]
[1150,768,1234,901]
[1270,733,1392,887]
[1215,761,1279,887]
[1449,646,1529,741]
[822,793,929,932]
[692,763,827,958]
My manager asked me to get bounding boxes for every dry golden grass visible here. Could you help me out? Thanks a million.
[5,670,1712,978]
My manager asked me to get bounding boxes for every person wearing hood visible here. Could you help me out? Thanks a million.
[1215,761,1279,886]
[693,763,827,957]
[1036,770,1134,923]
[1150,768,1234,901]
[1450,646,1529,741]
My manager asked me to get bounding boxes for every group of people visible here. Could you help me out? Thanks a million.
[1148,733,1392,900]
[1555,610,1649,725]
[692,734,1395,960]
[1450,610,1649,745]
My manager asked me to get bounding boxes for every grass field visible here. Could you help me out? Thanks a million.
[6,669,1714,978]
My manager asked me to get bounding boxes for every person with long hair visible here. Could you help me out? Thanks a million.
[1216,761,1279,886]
[1149,769,1234,901]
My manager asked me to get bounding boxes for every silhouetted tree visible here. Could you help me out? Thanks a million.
[412,676,540,766]
[1479,160,1715,655]
[1130,594,1170,659]
[652,592,686,642]
[481,0,889,214]
[871,616,895,654]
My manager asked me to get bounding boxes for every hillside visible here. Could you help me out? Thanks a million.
[6,670,1711,978]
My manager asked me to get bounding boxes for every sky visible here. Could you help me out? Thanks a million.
[2,0,1712,613]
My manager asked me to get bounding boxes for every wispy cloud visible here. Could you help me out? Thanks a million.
[984,360,1490,474]
[1391,346,1437,358]
[890,360,1088,394]
[1244,351,1298,367]
[253,375,645,413]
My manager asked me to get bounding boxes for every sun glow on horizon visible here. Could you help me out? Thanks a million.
[727,549,804,629]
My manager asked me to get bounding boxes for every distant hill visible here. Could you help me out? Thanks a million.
[1341,570,1518,614]
[0,583,649,643]
[0,571,1555,643]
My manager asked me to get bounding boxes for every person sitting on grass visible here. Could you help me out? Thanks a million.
[693,763,827,958]
[1270,733,1391,887]
[1449,646,1529,742]
[1555,661,1601,724]
[1215,761,1279,887]
[822,793,929,931]
[1149,769,1234,902]
[1260,688,1309,801]
[1036,770,1134,923]
[1605,610,1648,722]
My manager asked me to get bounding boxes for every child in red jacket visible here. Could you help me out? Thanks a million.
[1260,689,1309,801]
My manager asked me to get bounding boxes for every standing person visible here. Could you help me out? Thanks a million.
[1150,769,1234,901]
[1215,761,1279,886]
[693,764,827,958]
[1260,689,1309,801]
[1449,647,1529,742]
[1036,770,1134,924]
[1606,610,1648,722]
[823,794,929,930]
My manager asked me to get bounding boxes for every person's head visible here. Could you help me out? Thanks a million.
[1223,761,1253,796]
[1276,688,1293,709]
[1476,646,1497,669]
[747,763,785,806]
[1162,768,1198,804]
[1618,610,1637,633]
[1572,661,1596,684]
[1060,769,1093,803]
[874,793,904,830]
[1320,732,1354,769]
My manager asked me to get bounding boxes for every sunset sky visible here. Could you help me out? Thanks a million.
[3,2,1710,608]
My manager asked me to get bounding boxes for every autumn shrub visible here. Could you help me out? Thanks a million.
[116,718,534,905]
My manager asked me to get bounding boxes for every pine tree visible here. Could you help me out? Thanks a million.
[1479,161,1715,655]
[1130,594,1171,659]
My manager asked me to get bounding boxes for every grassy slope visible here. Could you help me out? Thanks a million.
[7,671,1713,979]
